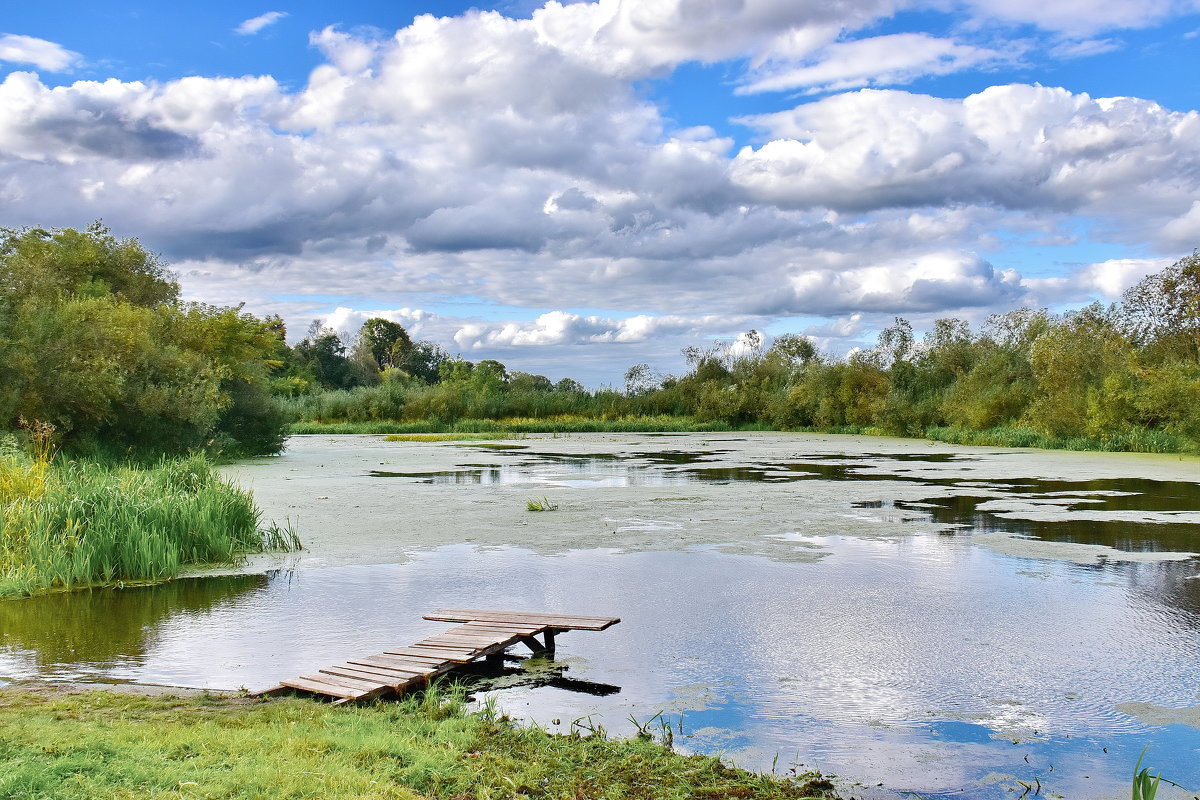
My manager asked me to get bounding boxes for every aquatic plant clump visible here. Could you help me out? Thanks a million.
[0,447,298,597]
[526,496,559,511]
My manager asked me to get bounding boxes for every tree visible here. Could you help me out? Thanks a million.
[358,318,413,371]
[1025,304,1135,438]
[401,341,451,384]
[0,225,286,454]
[0,222,178,307]
[624,363,656,396]
[292,324,359,389]
[554,377,585,394]
[1120,251,1200,363]
[873,317,914,368]
[769,333,818,368]
[509,371,553,393]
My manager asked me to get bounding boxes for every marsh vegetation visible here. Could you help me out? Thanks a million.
[3,225,1196,457]
[0,429,297,598]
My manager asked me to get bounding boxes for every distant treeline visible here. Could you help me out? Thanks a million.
[2,224,1197,455]
[284,252,1200,453]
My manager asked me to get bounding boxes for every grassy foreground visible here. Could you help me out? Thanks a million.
[0,438,298,598]
[0,685,838,800]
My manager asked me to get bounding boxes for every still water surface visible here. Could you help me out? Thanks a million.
[2,435,1199,799]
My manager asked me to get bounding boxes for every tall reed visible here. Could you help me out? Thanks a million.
[0,444,297,597]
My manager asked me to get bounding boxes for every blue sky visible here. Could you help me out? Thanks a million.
[1,0,1197,384]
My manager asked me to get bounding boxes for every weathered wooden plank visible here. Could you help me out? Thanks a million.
[427,608,618,625]
[424,609,620,631]
[332,660,428,679]
[410,642,494,652]
[420,631,511,643]
[279,676,369,700]
[460,622,545,634]
[419,634,515,647]
[301,672,386,692]
[414,635,507,648]
[369,651,447,666]
[350,655,438,675]
[383,647,478,663]
[320,666,416,689]
[383,644,478,659]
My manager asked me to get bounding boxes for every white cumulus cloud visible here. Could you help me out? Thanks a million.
[732,85,1200,226]
[0,10,1197,381]
[0,33,81,71]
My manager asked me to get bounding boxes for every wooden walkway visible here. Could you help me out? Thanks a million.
[259,609,620,704]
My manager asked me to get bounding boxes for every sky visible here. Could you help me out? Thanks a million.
[1,1,1198,385]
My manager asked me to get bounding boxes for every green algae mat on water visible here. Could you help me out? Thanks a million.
[0,686,838,800]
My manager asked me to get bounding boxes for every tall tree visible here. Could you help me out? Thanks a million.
[1121,251,1200,363]
[358,318,413,370]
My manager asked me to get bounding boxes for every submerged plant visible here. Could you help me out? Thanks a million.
[525,496,559,512]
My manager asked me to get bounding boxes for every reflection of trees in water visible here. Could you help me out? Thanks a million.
[1122,559,1200,623]
[892,478,1200,553]
[0,575,265,667]
[870,477,1200,620]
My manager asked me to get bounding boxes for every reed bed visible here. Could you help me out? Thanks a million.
[924,425,1191,453]
[0,447,298,597]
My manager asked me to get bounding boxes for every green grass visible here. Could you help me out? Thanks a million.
[1133,748,1164,800]
[0,449,299,598]
[0,686,839,800]
[383,433,520,442]
[289,415,1199,454]
[290,415,761,436]
[923,424,1194,453]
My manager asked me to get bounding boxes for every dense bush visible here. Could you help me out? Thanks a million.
[0,224,287,456]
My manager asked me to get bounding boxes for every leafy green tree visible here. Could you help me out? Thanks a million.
[292,324,362,390]
[0,222,178,307]
[401,341,452,384]
[1025,304,1135,438]
[1121,251,1200,363]
[624,363,656,396]
[357,318,413,370]
[940,309,1048,430]
[554,377,585,394]
[0,224,286,454]
[768,334,818,368]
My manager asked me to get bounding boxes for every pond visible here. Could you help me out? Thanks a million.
[3,432,1199,799]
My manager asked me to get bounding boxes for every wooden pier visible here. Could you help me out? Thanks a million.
[259,609,620,704]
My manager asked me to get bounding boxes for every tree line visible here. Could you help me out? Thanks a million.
[285,251,1199,451]
[2,224,1196,454]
